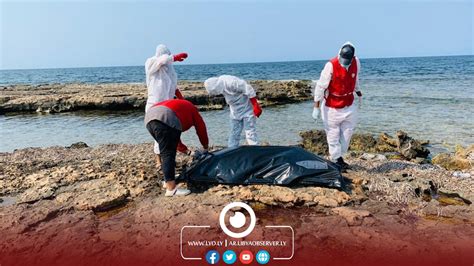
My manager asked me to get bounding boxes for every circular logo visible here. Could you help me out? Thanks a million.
[256,250,271,264]
[239,250,254,264]
[219,202,256,238]
[205,250,220,265]
[222,250,237,264]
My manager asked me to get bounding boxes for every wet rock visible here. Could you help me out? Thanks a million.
[395,131,430,160]
[432,145,473,170]
[432,153,470,170]
[299,130,328,155]
[350,134,378,152]
[300,130,395,155]
[0,80,312,114]
[332,207,372,226]
[455,144,474,160]
[299,130,428,160]
[68,142,89,149]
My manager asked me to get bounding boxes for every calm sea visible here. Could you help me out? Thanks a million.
[1,56,473,153]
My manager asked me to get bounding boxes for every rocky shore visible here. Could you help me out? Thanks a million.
[1,132,473,265]
[0,80,312,114]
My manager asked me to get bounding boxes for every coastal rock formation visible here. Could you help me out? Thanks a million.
[0,80,312,114]
[0,139,473,265]
[208,185,350,207]
[432,144,473,170]
[299,130,430,161]
[392,131,430,159]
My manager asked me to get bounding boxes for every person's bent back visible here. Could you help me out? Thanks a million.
[144,99,209,197]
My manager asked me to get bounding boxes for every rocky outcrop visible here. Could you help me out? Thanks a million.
[0,80,312,114]
[208,185,350,207]
[391,131,430,159]
[300,130,430,161]
[0,143,172,210]
[432,144,473,170]
[0,141,473,266]
[0,138,473,265]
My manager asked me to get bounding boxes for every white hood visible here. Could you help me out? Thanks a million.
[156,44,171,57]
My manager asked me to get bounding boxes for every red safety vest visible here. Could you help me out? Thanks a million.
[325,56,358,108]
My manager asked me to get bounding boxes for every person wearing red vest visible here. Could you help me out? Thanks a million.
[312,42,362,171]
[144,99,209,196]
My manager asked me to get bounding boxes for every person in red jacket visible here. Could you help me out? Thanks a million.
[144,99,209,196]
[312,42,362,171]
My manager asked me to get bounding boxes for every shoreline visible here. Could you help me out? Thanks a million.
[0,80,312,114]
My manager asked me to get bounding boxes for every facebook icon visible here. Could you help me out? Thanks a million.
[205,250,220,265]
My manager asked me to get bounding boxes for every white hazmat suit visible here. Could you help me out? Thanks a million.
[145,44,178,154]
[204,75,259,148]
[314,42,361,162]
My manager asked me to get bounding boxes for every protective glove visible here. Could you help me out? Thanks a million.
[250,97,262,118]
[193,149,209,160]
[312,107,320,120]
[175,89,184,99]
[356,91,362,109]
[173,53,188,62]
[177,142,189,154]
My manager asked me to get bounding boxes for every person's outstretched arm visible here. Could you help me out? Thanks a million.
[145,54,173,75]
[192,108,209,150]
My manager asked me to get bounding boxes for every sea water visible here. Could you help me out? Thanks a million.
[1,56,473,153]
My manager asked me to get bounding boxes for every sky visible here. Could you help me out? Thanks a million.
[0,0,472,70]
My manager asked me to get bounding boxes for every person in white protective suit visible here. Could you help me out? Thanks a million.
[204,75,263,148]
[312,42,362,171]
[145,44,188,167]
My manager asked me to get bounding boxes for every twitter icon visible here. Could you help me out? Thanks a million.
[223,250,237,264]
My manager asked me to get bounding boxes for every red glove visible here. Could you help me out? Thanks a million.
[250,97,262,118]
[177,141,189,154]
[173,53,188,62]
[175,89,184,99]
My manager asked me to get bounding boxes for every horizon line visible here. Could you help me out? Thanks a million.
[1,54,472,71]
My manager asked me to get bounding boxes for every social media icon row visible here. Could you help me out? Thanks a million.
[205,250,270,264]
